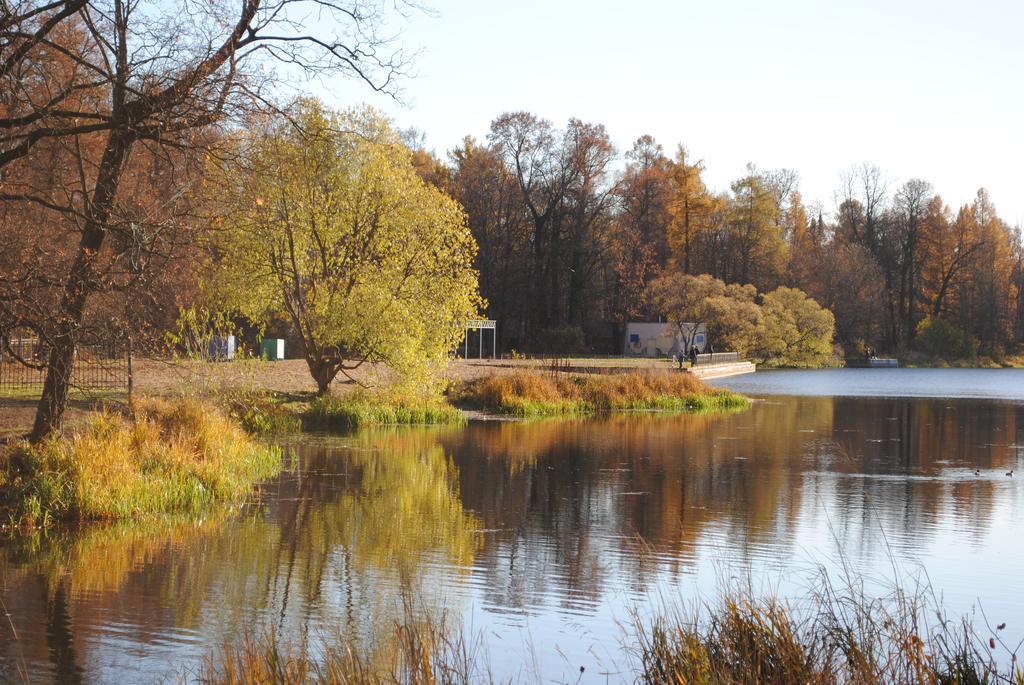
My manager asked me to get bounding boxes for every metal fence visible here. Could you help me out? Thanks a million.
[692,352,741,366]
[0,337,132,394]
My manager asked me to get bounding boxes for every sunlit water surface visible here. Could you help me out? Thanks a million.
[711,366,1024,399]
[2,369,1023,683]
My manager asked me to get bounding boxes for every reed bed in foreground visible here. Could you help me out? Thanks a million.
[307,391,467,429]
[197,569,1023,685]
[197,613,490,685]
[0,397,281,526]
[636,574,1024,685]
[455,370,749,417]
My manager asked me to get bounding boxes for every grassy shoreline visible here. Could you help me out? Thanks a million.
[226,369,750,430]
[453,370,750,418]
[0,397,281,527]
[0,370,747,525]
[306,392,467,429]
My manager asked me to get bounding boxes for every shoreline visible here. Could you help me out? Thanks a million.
[1,358,754,436]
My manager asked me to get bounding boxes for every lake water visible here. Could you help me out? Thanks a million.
[710,366,1024,400]
[2,369,1023,683]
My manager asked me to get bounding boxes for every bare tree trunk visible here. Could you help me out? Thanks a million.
[31,130,133,441]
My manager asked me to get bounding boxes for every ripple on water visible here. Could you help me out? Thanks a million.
[3,392,1024,682]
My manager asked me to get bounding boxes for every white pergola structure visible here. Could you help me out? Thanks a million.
[462,319,497,359]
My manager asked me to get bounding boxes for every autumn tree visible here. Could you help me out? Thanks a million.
[834,163,912,349]
[486,113,617,345]
[1,0,419,439]
[917,194,970,317]
[649,273,834,366]
[608,136,672,325]
[647,273,762,356]
[890,178,933,344]
[728,166,786,289]
[205,102,482,395]
[448,137,532,349]
[817,241,887,349]
[487,112,571,335]
[956,189,1018,348]
[785,192,818,290]
[687,192,732,279]
[666,145,712,275]
[837,163,888,254]
[753,286,835,367]
[561,120,616,326]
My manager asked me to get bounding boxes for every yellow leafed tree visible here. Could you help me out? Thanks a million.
[754,286,836,367]
[206,100,483,395]
[667,145,713,275]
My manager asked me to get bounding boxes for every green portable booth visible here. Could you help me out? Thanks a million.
[259,338,285,361]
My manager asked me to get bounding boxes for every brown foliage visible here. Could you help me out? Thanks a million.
[1,0,419,438]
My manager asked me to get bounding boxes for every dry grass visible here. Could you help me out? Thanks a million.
[0,397,282,526]
[635,572,1024,685]
[197,567,1024,685]
[454,370,749,417]
[196,611,491,685]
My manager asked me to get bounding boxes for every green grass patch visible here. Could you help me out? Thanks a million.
[495,397,590,417]
[0,397,282,527]
[307,391,467,429]
[222,388,304,435]
[456,371,749,418]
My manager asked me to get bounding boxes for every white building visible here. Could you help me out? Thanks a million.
[624,322,707,357]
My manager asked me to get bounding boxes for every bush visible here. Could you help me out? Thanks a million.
[915,317,978,361]
[0,397,281,526]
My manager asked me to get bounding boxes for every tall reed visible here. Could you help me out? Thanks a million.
[198,612,491,685]
[199,567,1024,685]
[634,570,1024,685]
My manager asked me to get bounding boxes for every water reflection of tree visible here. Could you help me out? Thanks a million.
[0,429,480,681]
[0,517,226,681]
[441,403,834,608]
[823,397,1021,557]
[2,400,1020,680]
[442,398,1020,607]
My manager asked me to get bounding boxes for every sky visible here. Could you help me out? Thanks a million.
[317,0,1024,224]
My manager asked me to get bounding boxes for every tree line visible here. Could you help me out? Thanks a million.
[3,0,1021,440]
[408,113,1022,359]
